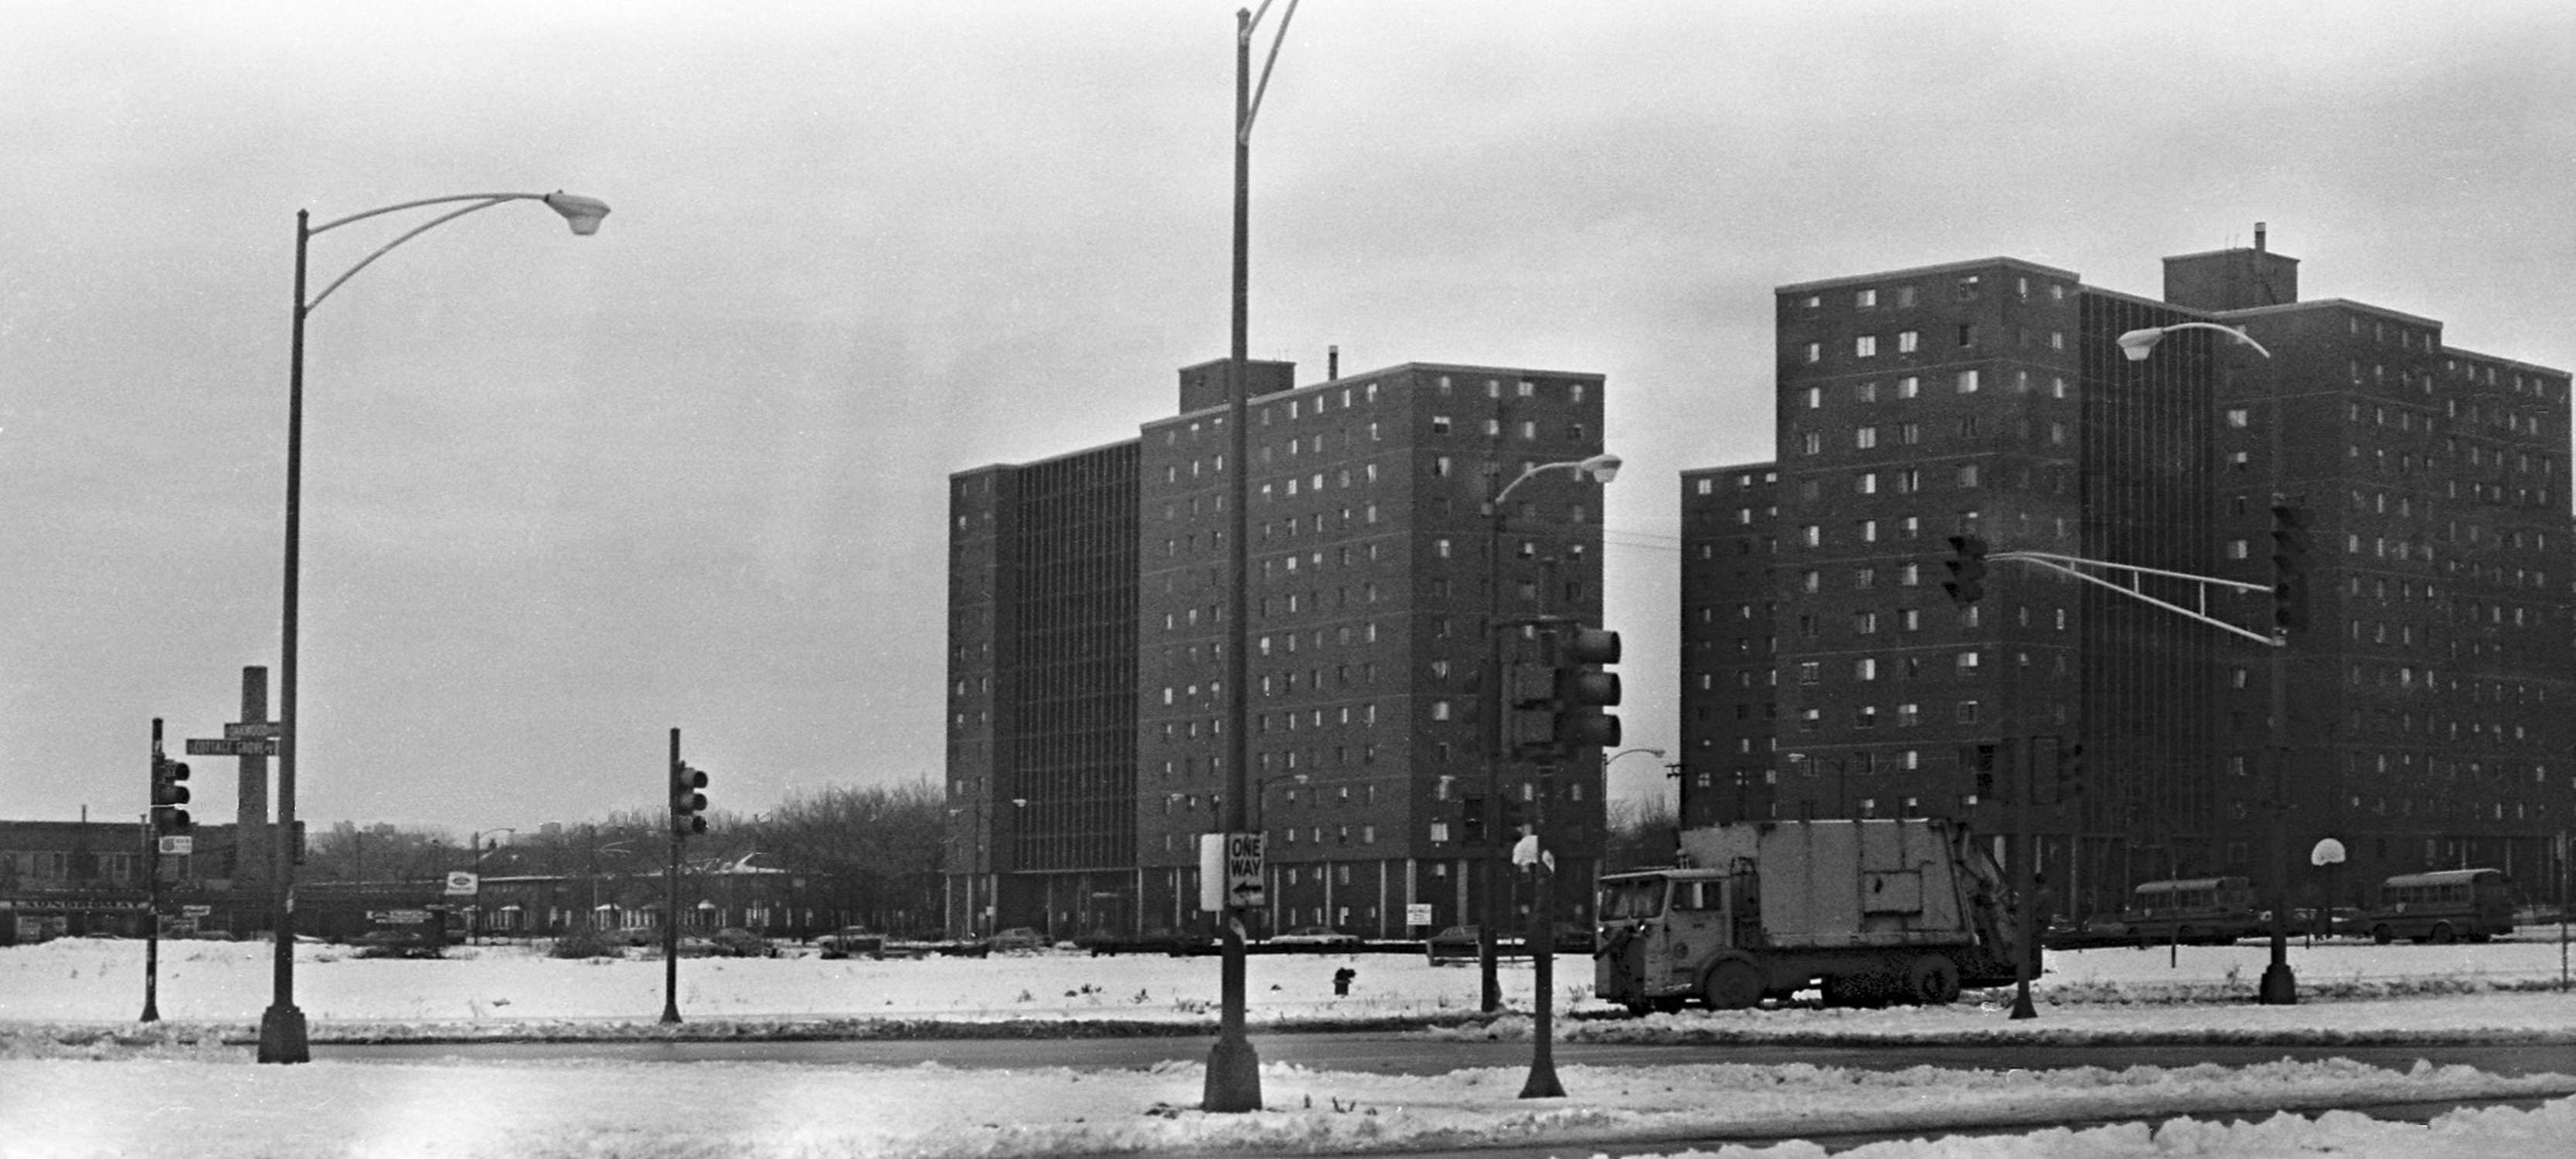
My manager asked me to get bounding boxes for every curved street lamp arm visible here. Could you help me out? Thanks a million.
[2117,321,2275,362]
[1492,461,1574,508]
[305,191,607,313]
[2160,321,2272,358]
[305,196,519,313]
[1238,0,1302,142]
[310,191,556,236]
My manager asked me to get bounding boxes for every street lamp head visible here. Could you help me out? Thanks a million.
[2116,328,2165,362]
[1577,453,1623,484]
[542,191,611,236]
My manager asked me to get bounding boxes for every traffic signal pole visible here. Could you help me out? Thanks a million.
[662,726,683,1025]
[142,719,163,1024]
[662,726,710,1025]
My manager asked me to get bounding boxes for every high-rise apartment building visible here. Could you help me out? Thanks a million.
[1680,231,2574,919]
[948,358,1613,940]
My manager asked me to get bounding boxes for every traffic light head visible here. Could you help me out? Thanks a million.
[1550,627,1623,753]
[151,758,192,833]
[1942,535,1989,606]
[2270,503,2311,631]
[671,761,710,835]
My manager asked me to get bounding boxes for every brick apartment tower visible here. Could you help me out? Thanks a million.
[948,359,1612,940]
[1679,230,2574,919]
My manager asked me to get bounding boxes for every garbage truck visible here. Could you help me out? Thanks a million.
[1594,818,2026,1011]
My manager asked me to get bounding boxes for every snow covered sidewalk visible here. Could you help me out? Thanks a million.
[5,937,2576,1157]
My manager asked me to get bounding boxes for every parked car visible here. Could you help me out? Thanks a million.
[1268,926,1360,949]
[1425,925,1527,965]
[991,926,1047,953]
[817,927,887,959]
[707,927,777,957]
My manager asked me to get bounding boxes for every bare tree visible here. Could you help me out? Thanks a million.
[1601,796,1683,874]
[760,782,944,936]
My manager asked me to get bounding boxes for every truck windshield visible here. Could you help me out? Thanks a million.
[1599,878,1666,920]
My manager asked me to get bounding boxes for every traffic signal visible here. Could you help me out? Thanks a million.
[670,760,710,836]
[151,757,191,834]
[1942,535,1989,606]
[1550,626,1622,753]
[2270,503,2311,633]
[1506,660,1557,752]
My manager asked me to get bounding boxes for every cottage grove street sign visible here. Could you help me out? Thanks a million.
[186,737,276,756]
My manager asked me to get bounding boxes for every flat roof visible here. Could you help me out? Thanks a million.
[1777,255,2081,296]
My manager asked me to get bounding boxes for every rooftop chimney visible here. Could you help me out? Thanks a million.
[2254,221,2267,253]
[1327,345,1339,380]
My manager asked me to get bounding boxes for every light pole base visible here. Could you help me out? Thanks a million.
[1203,1034,1263,1112]
[2009,983,2037,1020]
[1518,1062,1565,1099]
[2258,963,2298,1005]
[257,1004,309,1064]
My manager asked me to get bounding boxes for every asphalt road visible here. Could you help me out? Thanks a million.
[316,1032,2576,1078]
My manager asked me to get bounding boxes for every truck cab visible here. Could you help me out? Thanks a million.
[1596,869,1748,1011]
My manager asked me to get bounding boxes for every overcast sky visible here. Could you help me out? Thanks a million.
[8,1,2574,836]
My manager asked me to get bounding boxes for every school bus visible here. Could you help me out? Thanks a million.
[2357,868,2516,944]
[2118,876,2267,945]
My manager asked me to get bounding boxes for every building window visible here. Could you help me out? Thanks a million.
[1856,427,1878,450]
[1802,342,1822,364]
[1856,335,1878,358]
[1955,369,1979,394]
[1856,287,1877,309]
[1897,330,1919,353]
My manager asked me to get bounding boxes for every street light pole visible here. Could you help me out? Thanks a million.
[1479,454,1621,1013]
[1208,1,1298,1114]
[261,190,607,1066]
[2118,320,2293,1004]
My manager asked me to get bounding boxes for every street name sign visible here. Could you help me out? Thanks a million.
[224,722,279,739]
[185,737,276,757]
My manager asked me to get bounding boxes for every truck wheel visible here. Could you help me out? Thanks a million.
[2371,924,2394,945]
[1906,955,1962,1006]
[1701,960,1764,1011]
[2430,923,2456,945]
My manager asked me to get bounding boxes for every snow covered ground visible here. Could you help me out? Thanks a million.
[3,933,2574,1157]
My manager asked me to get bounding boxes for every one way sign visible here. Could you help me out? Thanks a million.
[1198,831,1266,911]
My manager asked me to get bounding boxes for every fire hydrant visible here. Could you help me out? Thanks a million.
[1332,967,1355,997]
